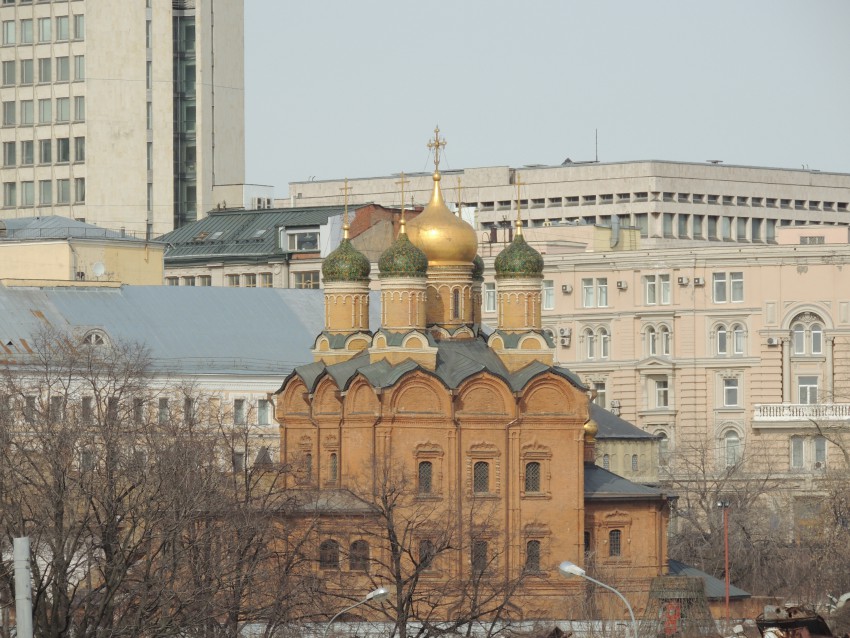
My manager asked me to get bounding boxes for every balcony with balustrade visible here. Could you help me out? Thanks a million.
[752,403,850,428]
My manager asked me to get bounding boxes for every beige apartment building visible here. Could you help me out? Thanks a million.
[286,160,850,247]
[0,0,245,238]
[500,234,850,494]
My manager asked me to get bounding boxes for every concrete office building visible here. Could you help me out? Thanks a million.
[0,0,245,238]
[286,160,850,247]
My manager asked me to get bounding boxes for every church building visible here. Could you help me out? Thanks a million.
[274,131,671,622]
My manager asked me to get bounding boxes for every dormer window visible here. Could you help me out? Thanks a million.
[286,228,319,252]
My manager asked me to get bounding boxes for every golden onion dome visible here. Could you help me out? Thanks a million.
[406,172,478,266]
[583,418,599,441]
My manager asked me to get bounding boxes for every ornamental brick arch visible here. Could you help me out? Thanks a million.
[456,373,512,417]
[345,377,380,417]
[388,371,449,417]
[313,376,342,416]
[279,377,310,419]
[519,373,587,419]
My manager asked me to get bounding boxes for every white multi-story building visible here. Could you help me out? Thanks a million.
[0,0,245,238]
[286,160,850,247]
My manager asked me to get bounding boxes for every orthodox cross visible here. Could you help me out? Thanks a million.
[395,171,409,230]
[427,126,447,172]
[339,178,352,238]
[515,174,524,236]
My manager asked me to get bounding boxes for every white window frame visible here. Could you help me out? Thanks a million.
[484,282,496,313]
[285,228,320,252]
[542,280,554,310]
[582,278,595,308]
[723,378,739,407]
[655,378,669,408]
[724,430,742,467]
[797,376,818,405]
[713,273,727,303]
[790,436,804,469]
[730,272,744,302]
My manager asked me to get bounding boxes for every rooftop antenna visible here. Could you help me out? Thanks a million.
[515,174,524,237]
[595,128,598,163]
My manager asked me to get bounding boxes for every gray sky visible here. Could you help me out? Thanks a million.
[244,1,850,195]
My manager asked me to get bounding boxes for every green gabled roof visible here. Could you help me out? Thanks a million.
[158,206,346,264]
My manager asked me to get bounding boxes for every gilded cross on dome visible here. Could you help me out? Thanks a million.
[427,126,447,172]
[395,171,409,231]
[515,174,524,236]
[339,178,352,239]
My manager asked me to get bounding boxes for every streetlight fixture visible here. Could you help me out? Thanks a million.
[322,586,389,638]
[559,560,639,638]
[717,500,731,624]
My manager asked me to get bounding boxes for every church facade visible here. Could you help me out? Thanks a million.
[274,134,671,622]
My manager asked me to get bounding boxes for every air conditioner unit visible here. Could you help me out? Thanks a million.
[543,220,552,227]
[616,280,628,290]
[766,337,780,346]
[561,284,573,294]
[610,400,620,408]
[559,336,570,348]
[677,276,689,286]
[693,277,705,286]
[559,327,572,337]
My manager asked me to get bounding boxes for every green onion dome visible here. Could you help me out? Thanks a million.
[378,231,428,278]
[322,238,371,283]
[494,234,544,279]
[472,254,485,281]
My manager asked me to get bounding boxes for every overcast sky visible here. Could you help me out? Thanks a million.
[244,1,850,195]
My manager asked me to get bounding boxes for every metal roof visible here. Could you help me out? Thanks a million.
[591,403,659,440]
[668,559,750,599]
[583,464,668,500]
[0,216,149,242]
[0,285,379,377]
[158,206,345,263]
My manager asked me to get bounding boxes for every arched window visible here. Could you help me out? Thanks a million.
[716,324,728,355]
[472,540,488,576]
[585,328,596,359]
[473,461,489,493]
[811,323,823,354]
[525,540,541,572]
[608,529,622,557]
[657,432,669,465]
[319,540,340,569]
[602,454,610,470]
[647,326,657,356]
[660,325,671,356]
[599,328,610,359]
[793,323,805,354]
[524,461,541,493]
[349,540,369,571]
[724,430,741,467]
[452,288,460,319]
[732,323,745,355]
[418,461,433,494]
[329,453,338,483]
[631,454,638,472]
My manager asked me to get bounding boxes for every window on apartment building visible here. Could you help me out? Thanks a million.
[157,398,169,424]
[55,15,68,41]
[74,177,85,203]
[259,272,273,288]
[225,274,239,287]
[790,436,804,470]
[791,314,824,355]
[287,229,319,252]
[814,437,827,469]
[593,382,606,409]
[798,376,818,405]
[656,432,670,465]
[39,139,51,163]
[38,16,50,42]
[257,399,271,425]
[38,98,51,123]
[233,399,246,425]
[56,179,69,204]
[723,378,739,407]
[21,181,33,206]
[74,96,84,121]
[19,18,32,43]
[542,280,554,310]
[20,99,33,125]
[74,137,84,162]
[73,14,84,40]
[644,274,670,305]
[56,56,69,81]
[38,57,50,82]
[713,272,744,303]
[57,137,69,162]
[1,60,13,85]
[165,277,178,286]
[181,276,195,286]
[74,55,84,80]
[654,377,669,408]
[2,20,14,45]
[584,327,609,360]
[602,454,610,470]
[3,182,15,207]
[242,273,256,288]
[724,430,742,467]
[294,271,320,289]
[22,140,34,166]
[634,213,648,237]
[198,275,211,286]
[582,278,608,308]
[660,325,671,356]
[2,141,14,166]
[38,179,51,205]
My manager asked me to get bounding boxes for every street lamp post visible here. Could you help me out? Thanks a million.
[717,500,731,624]
[322,586,389,638]
[559,560,638,638]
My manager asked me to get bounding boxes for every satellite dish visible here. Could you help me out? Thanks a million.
[92,262,106,278]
